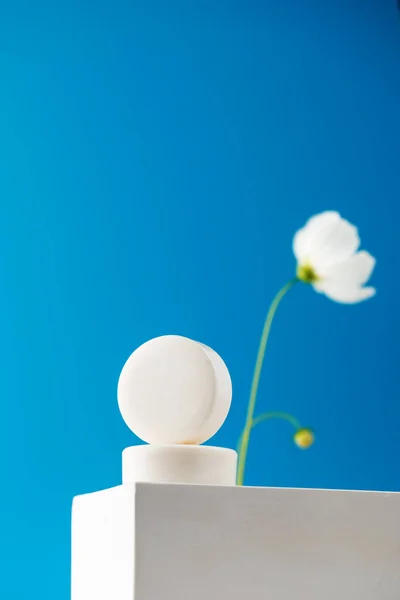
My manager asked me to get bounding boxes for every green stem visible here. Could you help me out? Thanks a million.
[236,412,301,454]
[251,411,301,430]
[236,277,298,486]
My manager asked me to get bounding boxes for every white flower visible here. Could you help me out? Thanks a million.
[293,211,376,304]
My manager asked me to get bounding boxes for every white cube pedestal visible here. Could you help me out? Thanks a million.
[71,482,400,600]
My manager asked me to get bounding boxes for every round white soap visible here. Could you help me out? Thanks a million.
[117,335,232,445]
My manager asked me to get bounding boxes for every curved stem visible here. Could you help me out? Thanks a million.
[251,411,301,430]
[236,277,298,486]
[236,412,301,454]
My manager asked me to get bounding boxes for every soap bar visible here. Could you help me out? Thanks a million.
[117,335,232,445]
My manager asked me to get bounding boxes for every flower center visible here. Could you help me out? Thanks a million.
[297,264,319,284]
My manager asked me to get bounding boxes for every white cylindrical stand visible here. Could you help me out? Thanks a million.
[122,444,237,486]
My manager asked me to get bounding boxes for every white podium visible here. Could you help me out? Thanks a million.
[71,336,400,599]
[72,482,400,600]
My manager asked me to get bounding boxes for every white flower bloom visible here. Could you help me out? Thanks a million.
[293,211,376,304]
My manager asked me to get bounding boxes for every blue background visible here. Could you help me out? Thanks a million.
[1,1,399,598]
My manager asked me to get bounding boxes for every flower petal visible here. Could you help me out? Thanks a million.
[314,280,376,304]
[293,211,360,270]
[293,212,340,264]
[319,251,376,284]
